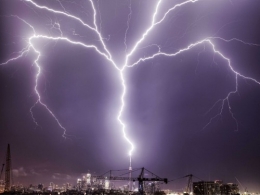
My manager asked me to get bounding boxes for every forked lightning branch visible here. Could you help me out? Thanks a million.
[1,0,260,164]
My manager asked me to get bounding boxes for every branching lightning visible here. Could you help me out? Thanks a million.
[124,0,132,53]
[1,0,260,164]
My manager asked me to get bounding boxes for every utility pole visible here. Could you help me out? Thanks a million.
[5,144,11,192]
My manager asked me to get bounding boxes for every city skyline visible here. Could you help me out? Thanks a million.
[0,0,260,192]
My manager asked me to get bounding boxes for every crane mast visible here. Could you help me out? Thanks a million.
[184,174,193,195]
[5,144,11,192]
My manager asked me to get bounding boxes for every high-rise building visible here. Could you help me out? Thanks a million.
[82,175,87,190]
[48,182,55,192]
[105,178,110,189]
[38,183,44,191]
[77,178,82,190]
[65,183,71,191]
[86,173,91,185]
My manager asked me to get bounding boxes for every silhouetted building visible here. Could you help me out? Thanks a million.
[193,181,239,195]
[220,183,239,195]
[38,183,43,190]
[193,181,220,195]
[77,178,82,190]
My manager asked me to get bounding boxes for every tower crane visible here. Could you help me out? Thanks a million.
[183,174,193,195]
[96,167,168,195]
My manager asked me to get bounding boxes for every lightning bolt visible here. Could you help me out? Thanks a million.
[1,0,260,165]
[127,38,260,131]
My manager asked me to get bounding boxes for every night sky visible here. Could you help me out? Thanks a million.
[0,0,260,192]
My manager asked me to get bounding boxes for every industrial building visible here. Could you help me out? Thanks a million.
[193,181,239,195]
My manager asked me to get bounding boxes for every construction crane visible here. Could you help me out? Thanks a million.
[96,167,168,195]
[5,144,12,191]
[0,164,4,180]
[235,177,247,195]
[183,174,193,195]
[137,167,145,194]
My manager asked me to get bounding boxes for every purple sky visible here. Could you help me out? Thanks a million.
[0,0,260,192]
